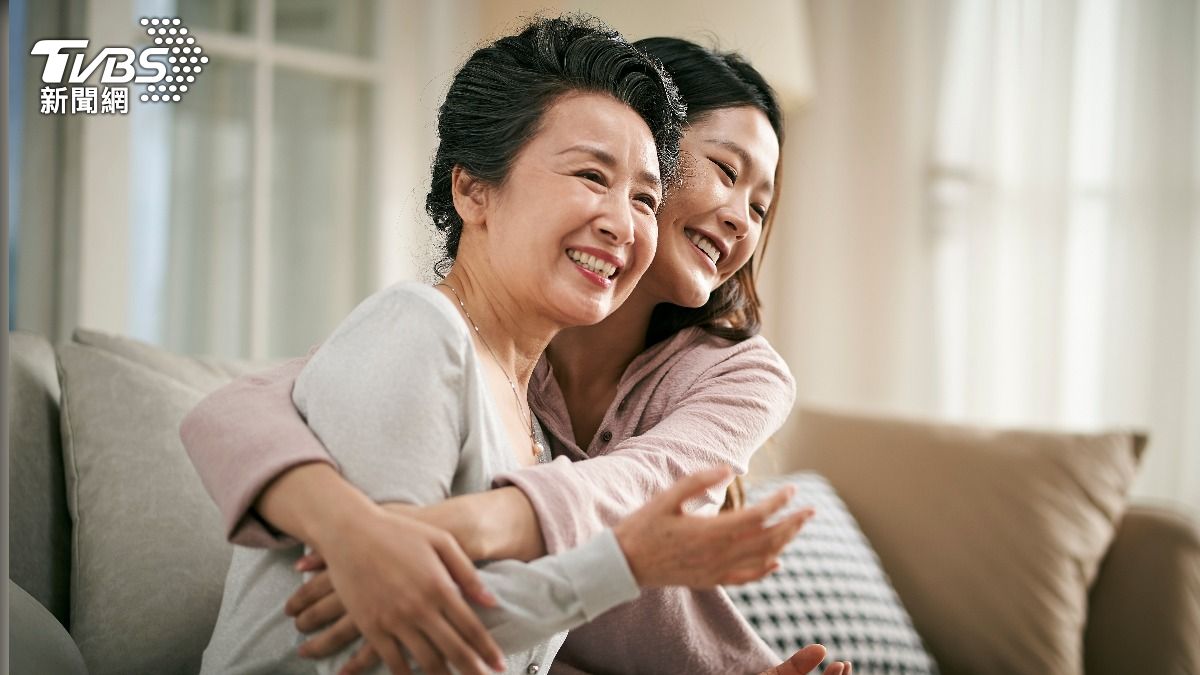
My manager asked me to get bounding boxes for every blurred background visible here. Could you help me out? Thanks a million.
[8,0,1199,512]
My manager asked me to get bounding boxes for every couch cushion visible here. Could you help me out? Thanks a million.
[789,407,1144,675]
[9,331,72,627]
[9,579,88,675]
[57,329,274,675]
[727,472,939,674]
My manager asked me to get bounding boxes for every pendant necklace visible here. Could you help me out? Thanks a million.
[437,281,545,461]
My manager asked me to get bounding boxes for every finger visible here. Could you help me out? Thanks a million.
[823,662,845,675]
[338,641,382,675]
[715,488,797,537]
[743,487,799,525]
[285,570,334,617]
[654,466,734,515]
[781,644,826,674]
[431,539,504,671]
[298,614,361,659]
[728,509,814,565]
[432,535,499,608]
[294,551,328,573]
[295,592,348,634]
[844,661,852,674]
[397,627,451,675]
[439,581,506,672]
[359,626,412,675]
[423,612,493,675]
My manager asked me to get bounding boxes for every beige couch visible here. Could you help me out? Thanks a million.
[9,329,1200,674]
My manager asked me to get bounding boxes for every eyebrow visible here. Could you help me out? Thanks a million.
[704,138,775,195]
[558,144,662,192]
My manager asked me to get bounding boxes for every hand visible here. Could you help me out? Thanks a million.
[613,467,815,588]
[286,565,383,675]
[284,562,383,675]
[306,505,506,675]
[760,644,853,675]
[286,502,489,672]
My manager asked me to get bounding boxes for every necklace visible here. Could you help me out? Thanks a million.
[437,281,545,461]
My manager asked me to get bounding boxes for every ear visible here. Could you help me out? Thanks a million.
[450,165,490,228]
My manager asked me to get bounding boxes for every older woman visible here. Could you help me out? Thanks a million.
[194,15,812,675]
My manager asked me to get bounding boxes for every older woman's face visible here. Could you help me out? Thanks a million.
[482,92,662,327]
[638,106,779,307]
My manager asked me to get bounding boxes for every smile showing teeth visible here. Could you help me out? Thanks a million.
[686,230,721,264]
[567,249,618,279]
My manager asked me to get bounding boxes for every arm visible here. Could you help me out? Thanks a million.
[487,338,797,557]
[179,352,332,547]
[180,336,795,562]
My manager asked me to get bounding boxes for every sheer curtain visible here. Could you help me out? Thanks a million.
[761,0,1200,510]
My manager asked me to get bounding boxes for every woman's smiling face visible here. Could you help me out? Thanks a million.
[636,106,779,308]
[474,91,663,327]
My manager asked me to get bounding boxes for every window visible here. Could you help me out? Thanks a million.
[67,0,420,358]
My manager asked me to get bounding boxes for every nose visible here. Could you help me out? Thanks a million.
[718,203,750,240]
[596,194,637,246]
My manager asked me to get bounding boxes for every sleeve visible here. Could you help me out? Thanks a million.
[293,286,639,671]
[179,351,336,548]
[472,529,638,654]
[290,287,464,506]
[493,339,797,554]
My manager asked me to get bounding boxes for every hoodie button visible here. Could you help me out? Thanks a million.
[600,430,613,443]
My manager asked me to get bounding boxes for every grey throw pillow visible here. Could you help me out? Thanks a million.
[726,472,939,674]
[57,329,271,675]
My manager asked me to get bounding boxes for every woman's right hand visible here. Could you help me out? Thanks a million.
[306,504,506,675]
[612,466,815,588]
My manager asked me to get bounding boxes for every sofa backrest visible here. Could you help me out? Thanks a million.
[9,331,73,627]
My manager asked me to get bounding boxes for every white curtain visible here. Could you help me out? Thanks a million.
[761,0,1200,511]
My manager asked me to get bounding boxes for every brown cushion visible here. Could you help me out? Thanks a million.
[789,407,1144,675]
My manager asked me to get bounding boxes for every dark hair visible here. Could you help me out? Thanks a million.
[428,15,686,277]
[634,38,785,347]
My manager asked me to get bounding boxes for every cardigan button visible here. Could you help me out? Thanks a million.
[526,664,540,674]
[600,430,613,443]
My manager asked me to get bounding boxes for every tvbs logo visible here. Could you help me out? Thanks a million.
[32,17,205,111]
[32,40,169,84]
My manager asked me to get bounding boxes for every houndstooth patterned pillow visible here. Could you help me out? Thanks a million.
[726,472,939,674]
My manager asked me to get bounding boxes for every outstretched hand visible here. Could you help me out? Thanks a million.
[613,466,815,588]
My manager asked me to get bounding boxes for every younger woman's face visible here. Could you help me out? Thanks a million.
[479,92,662,327]
[637,106,779,307]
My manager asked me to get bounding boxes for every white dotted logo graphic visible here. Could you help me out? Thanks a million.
[138,17,206,103]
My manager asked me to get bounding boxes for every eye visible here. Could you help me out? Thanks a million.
[752,204,768,220]
[634,193,659,212]
[578,170,607,186]
[712,159,738,184]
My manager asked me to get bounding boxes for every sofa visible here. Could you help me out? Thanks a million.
[9,328,1200,674]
